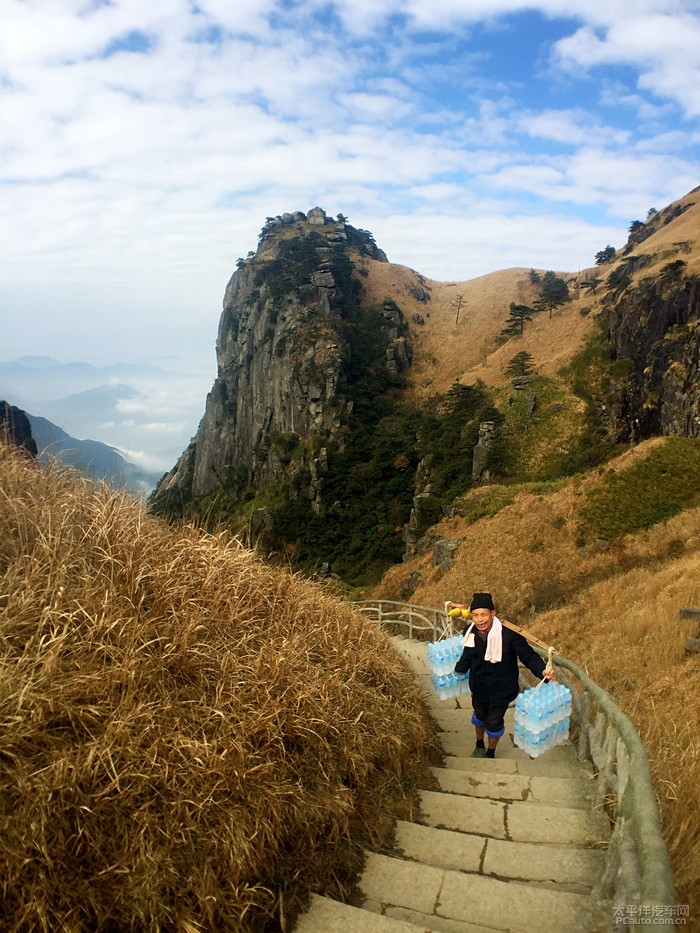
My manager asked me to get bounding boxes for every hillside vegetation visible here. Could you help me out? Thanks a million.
[0,443,435,931]
[375,435,700,912]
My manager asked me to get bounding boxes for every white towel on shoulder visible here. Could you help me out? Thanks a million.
[484,615,503,663]
[462,622,475,648]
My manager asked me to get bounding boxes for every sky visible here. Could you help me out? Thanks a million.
[2,0,700,469]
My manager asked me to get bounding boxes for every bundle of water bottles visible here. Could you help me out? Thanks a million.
[513,681,572,757]
[426,634,470,700]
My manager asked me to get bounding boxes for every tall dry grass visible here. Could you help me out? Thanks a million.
[0,444,435,932]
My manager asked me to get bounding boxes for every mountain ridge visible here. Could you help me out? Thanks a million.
[28,412,161,494]
[150,190,700,583]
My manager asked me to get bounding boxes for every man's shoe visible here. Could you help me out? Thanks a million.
[471,746,486,758]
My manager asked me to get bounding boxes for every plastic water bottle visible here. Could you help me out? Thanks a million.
[524,724,535,757]
[514,718,524,745]
[441,643,452,675]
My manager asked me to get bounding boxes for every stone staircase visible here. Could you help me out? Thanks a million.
[293,635,611,933]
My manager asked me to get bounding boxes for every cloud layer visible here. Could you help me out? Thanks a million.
[2,0,698,371]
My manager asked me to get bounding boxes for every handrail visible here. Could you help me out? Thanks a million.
[353,599,450,641]
[355,598,675,921]
[533,648,674,913]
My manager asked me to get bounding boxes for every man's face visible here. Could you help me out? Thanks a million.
[472,608,495,634]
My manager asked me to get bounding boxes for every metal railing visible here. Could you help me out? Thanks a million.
[355,599,675,927]
[354,599,449,641]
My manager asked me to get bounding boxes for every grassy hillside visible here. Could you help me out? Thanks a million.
[356,186,699,401]
[0,443,436,931]
[374,435,700,913]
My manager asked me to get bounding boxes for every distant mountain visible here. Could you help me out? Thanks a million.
[12,356,60,368]
[28,413,161,495]
[35,384,141,434]
[0,358,179,404]
[0,357,212,477]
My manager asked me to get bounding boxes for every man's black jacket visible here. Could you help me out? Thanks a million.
[454,622,546,706]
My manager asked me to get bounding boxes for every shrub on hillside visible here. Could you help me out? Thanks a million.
[580,437,700,539]
[0,444,434,931]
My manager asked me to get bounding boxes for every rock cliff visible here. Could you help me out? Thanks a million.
[605,269,700,440]
[151,209,406,520]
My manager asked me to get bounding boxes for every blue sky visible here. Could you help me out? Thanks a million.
[2,0,699,373]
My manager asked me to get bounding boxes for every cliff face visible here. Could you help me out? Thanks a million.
[605,271,700,440]
[152,208,405,514]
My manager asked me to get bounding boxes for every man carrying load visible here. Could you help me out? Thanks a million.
[450,592,556,759]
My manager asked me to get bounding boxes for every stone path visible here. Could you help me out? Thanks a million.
[293,635,610,933]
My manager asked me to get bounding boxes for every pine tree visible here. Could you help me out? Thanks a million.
[501,302,533,335]
[535,271,570,318]
[505,351,535,377]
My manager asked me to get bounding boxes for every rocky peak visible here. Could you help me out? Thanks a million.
[151,210,404,521]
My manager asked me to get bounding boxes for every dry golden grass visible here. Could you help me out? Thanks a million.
[374,437,700,913]
[356,186,700,405]
[358,259,596,400]
[0,444,435,932]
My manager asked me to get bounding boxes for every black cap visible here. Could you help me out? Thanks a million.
[470,592,494,610]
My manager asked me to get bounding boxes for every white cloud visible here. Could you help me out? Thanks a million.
[554,13,700,116]
[519,109,630,148]
[367,209,624,281]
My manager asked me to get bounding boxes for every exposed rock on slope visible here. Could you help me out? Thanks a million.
[606,272,700,439]
[599,188,700,441]
[0,402,37,457]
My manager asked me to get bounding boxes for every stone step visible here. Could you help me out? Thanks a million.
[417,789,608,846]
[381,905,506,932]
[293,893,425,932]
[441,746,589,778]
[431,766,594,809]
[431,708,515,731]
[359,851,594,933]
[505,799,609,846]
[439,731,576,760]
[394,820,485,874]
[418,789,506,838]
[392,820,604,889]
[482,837,605,890]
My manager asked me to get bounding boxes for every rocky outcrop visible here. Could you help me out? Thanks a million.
[605,272,700,439]
[0,402,37,457]
[402,456,441,561]
[432,538,461,575]
[472,421,497,484]
[151,209,401,519]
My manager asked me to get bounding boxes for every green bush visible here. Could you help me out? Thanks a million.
[580,437,700,539]
[458,486,519,524]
